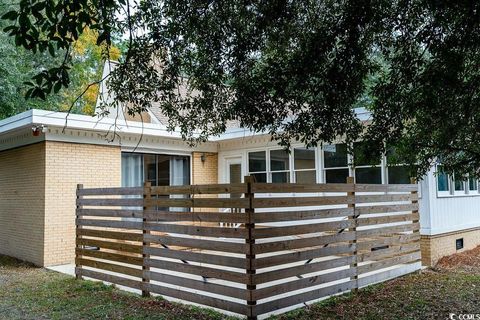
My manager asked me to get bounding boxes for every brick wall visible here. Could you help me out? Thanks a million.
[421,227,480,266]
[191,152,218,185]
[0,143,46,265]
[43,141,121,266]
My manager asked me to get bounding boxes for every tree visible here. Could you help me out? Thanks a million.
[2,1,480,178]
[0,1,121,119]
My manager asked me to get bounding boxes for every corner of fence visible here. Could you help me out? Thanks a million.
[244,175,257,320]
[346,176,358,293]
[75,184,84,280]
[410,178,420,236]
[142,181,152,297]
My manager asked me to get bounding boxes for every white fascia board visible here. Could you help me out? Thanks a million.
[0,109,34,134]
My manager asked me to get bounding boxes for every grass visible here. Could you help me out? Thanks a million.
[2,251,480,319]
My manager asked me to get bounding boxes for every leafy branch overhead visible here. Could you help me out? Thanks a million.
[3,1,480,178]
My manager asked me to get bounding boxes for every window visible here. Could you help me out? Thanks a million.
[437,166,450,192]
[386,147,412,184]
[323,144,350,183]
[294,148,316,183]
[248,151,267,182]
[469,177,478,193]
[353,142,382,184]
[270,149,290,183]
[453,175,465,192]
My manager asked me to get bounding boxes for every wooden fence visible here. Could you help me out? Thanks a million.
[75,177,421,319]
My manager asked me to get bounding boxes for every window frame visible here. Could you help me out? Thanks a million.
[293,147,317,184]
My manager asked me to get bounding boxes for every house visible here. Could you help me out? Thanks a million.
[0,102,479,267]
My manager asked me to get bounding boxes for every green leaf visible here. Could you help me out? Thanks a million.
[1,11,18,21]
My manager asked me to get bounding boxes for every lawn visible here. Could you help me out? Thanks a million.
[1,248,480,320]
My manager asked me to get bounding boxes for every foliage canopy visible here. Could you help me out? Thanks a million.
[3,1,480,178]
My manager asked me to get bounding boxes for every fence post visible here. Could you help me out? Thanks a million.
[347,176,358,293]
[244,175,257,320]
[75,184,83,280]
[142,181,152,297]
[410,178,420,237]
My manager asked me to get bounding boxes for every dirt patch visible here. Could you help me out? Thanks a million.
[436,245,480,271]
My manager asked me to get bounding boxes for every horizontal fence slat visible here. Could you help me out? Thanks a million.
[145,283,247,315]
[355,193,417,204]
[357,251,421,275]
[355,184,417,192]
[253,196,353,208]
[253,280,355,316]
[145,258,247,284]
[146,270,247,300]
[355,203,419,215]
[358,242,420,263]
[151,183,247,195]
[76,219,142,230]
[77,187,144,196]
[357,223,419,238]
[357,212,420,227]
[145,197,250,208]
[77,238,143,254]
[77,198,143,207]
[77,229,143,242]
[145,222,247,238]
[144,210,247,223]
[76,257,143,278]
[76,248,143,266]
[253,231,356,255]
[254,243,355,269]
[252,220,354,239]
[144,234,247,254]
[76,268,142,290]
[357,233,420,251]
[76,209,143,218]
[253,207,353,223]
[252,255,354,285]
[144,246,247,269]
[252,183,354,193]
[253,268,356,300]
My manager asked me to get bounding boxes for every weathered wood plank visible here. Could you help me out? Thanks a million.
[151,183,247,195]
[254,243,355,269]
[146,270,247,300]
[357,223,419,238]
[355,184,417,192]
[77,238,143,254]
[76,248,143,266]
[252,220,354,239]
[76,257,143,277]
[253,268,356,300]
[144,246,247,269]
[253,208,354,223]
[76,219,143,230]
[76,209,143,218]
[253,196,353,208]
[357,251,421,274]
[76,268,142,290]
[357,233,420,251]
[144,210,247,223]
[358,242,420,263]
[252,256,354,285]
[144,234,247,254]
[146,283,247,315]
[77,229,143,242]
[355,193,417,204]
[355,203,419,215]
[144,258,247,284]
[253,231,356,254]
[357,212,419,227]
[77,187,143,196]
[145,222,247,238]
[145,197,250,208]
[251,183,354,193]
[76,198,143,207]
[252,280,356,316]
